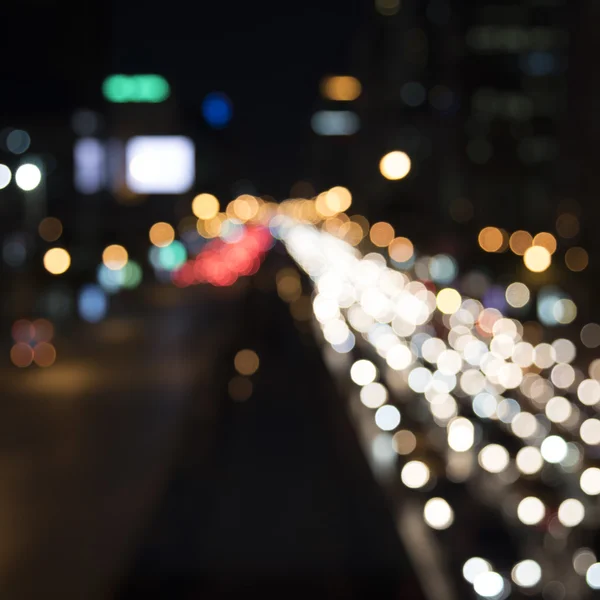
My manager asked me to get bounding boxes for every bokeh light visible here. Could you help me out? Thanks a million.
[448,417,474,451]
[229,376,252,402]
[33,342,56,367]
[581,323,600,348]
[512,560,541,588]
[103,245,128,270]
[234,349,259,376]
[423,497,453,530]
[0,164,11,189]
[517,496,545,525]
[320,76,362,101]
[532,232,557,254]
[360,382,388,408]
[202,92,233,128]
[523,246,551,272]
[401,460,430,488]
[392,430,417,455]
[556,213,579,239]
[388,237,414,263]
[15,163,42,191]
[573,549,596,576]
[10,342,34,367]
[78,284,108,323]
[581,468,600,495]
[6,129,31,154]
[12,319,34,343]
[38,217,63,242]
[516,446,543,475]
[478,444,509,473]
[370,222,395,247]
[509,230,533,255]
[565,247,588,272]
[379,151,411,180]
[463,558,491,584]
[478,227,504,253]
[437,288,461,314]
[540,435,567,463]
[149,222,175,247]
[473,572,505,598]
[325,186,352,213]
[375,405,401,430]
[505,282,530,308]
[192,193,220,220]
[350,359,377,385]
[558,498,585,527]
[43,248,71,275]
[580,419,600,445]
[587,564,600,590]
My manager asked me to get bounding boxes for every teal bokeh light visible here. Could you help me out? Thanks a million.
[102,74,170,103]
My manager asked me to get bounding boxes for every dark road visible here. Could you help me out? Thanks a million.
[0,256,425,600]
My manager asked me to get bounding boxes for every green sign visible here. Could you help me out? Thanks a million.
[102,74,170,103]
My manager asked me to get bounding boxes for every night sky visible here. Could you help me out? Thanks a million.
[3,0,368,196]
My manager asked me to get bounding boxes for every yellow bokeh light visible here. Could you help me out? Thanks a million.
[192,193,220,220]
[326,186,352,213]
[565,247,589,272]
[389,236,414,262]
[370,222,395,247]
[290,296,312,321]
[38,217,63,242]
[315,192,337,218]
[509,230,532,256]
[43,248,71,275]
[276,268,302,302]
[379,151,411,180]
[320,75,362,101]
[338,221,364,246]
[478,227,504,252]
[232,194,260,222]
[149,222,175,247]
[350,214,369,236]
[323,217,344,235]
[437,288,461,314]
[532,232,557,255]
[523,245,551,273]
[234,349,260,376]
[102,244,128,271]
[197,214,226,238]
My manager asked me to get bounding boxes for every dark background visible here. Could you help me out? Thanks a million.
[2,1,600,598]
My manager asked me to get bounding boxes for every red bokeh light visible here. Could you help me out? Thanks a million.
[174,225,273,287]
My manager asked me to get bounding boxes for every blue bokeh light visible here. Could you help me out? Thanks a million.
[202,92,233,128]
[78,284,108,323]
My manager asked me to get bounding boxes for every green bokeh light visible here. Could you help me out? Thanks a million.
[102,74,170,103]
[158,241,186,271]
[121,261,143,289]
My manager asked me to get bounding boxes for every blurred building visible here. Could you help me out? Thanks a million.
[458,0,572,232]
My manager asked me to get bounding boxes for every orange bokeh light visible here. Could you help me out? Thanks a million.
[370,222,395,247]
[11,343,34,367]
